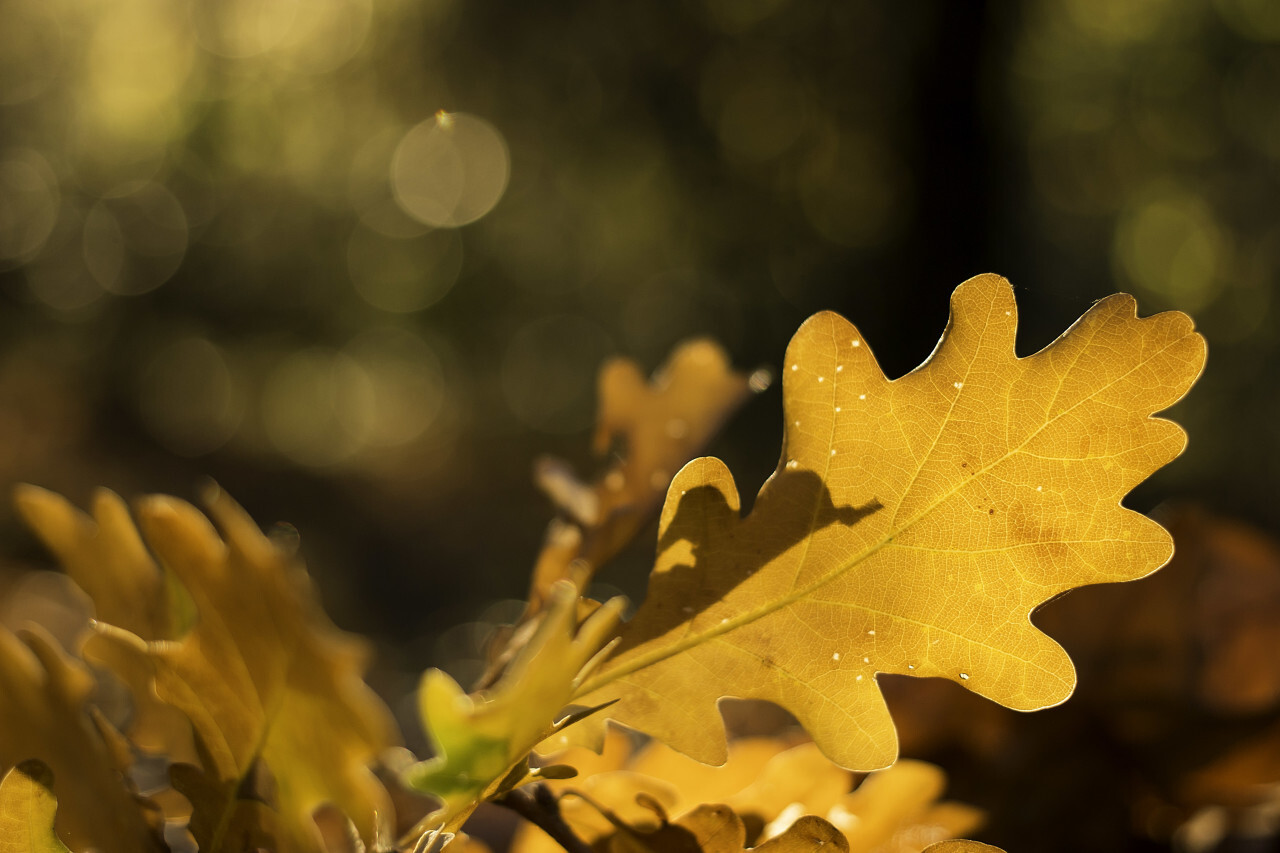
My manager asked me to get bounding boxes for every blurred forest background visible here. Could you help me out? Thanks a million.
[1,1,1278,846]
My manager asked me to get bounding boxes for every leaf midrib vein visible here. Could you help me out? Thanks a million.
[576,323,1192,698]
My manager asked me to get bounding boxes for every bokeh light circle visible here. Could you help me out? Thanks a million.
[341,327,447,447]
[1114,183,1228,311]
[0,2,63,105]
[391,113,510,228]
[261,348,375,467]
[83,181,189,295]
[0,148,60,269]
[189,0,301,58]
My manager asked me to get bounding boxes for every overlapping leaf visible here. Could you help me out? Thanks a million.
[485,340,761,692]
[405,581,625,834]
[0,760,71,853]
[0,627,162,853]
[566,274,1207,770]
[518,733,978,853]
[605,804,848,853]
[15,486,183,642]
[75,486,398,852]
[527,340,763,615]
[17,488,199,766]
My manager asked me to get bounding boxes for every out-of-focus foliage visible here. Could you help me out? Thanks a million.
[1010,0,1280,516]
[516,732,981,853]
[0,627,163,852]
[15,486,399,852]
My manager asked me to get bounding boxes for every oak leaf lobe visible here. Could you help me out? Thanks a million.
[568,274,1207,771]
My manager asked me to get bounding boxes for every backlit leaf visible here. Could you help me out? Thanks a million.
[0,760,70,853]
[15,486,184,641]
[405,580,625,834]
[81,486,397,852]
[517,736,978,853]
[527,340,763,614]
[819,760,982,853]
[0,628,163,853]
[16,487,198,766]
[567,274,1206,770]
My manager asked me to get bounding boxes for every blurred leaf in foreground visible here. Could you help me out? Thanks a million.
[518,732,979,853]
[78,486,397,852]
[0,628,162,853]
[406,581,625,835]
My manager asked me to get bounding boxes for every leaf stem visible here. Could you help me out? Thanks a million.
[493,784,594,853]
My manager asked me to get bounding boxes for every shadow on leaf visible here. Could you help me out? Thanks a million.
[614,467,882,656]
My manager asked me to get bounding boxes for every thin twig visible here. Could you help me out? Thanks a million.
[493,784,594,853]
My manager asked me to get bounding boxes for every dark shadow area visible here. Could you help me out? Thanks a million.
[612,467,882,656]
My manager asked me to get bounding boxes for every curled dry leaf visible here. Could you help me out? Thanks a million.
[71,486,398,853]
[564,274,1206,771]
[517,731,798,851]
[406,581,626,835]
[0,626,163,853]
[0,760,71,853]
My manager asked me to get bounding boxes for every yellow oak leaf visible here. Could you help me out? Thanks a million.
[405,580,625,835]
[0,628,163,853]
[566,274,1206,771]
[81,485,398,852]
[921,844,1004,853]
[0,760,71,853]
[15,487,199,768]
[14,486,182,642]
